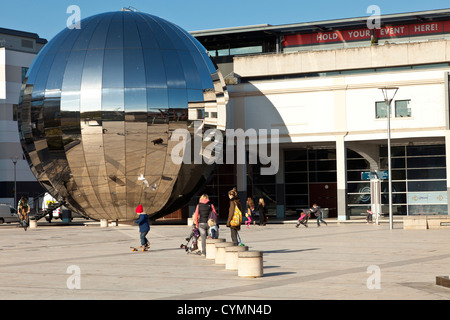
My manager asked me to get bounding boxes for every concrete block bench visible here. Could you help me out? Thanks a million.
[403,215,450,230]
[238,251,263,278]
[205,238,225,260]
[426,216,450,229]
[225,246,248,270]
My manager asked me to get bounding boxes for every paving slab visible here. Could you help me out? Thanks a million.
[0,219,449,301]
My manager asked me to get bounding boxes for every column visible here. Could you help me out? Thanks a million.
[275,148,285,219]
[336,135,348,221]
[445,131,450,214]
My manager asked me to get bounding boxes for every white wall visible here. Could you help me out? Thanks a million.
[230,68,448,143]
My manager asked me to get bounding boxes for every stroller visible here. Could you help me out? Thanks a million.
[295,209,310,228]
[180,225,200,254]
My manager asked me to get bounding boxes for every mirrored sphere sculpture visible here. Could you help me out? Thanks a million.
[17,11,228,221]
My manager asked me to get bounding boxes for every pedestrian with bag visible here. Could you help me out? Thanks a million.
[226,188,242,246]
[193,194,218,256]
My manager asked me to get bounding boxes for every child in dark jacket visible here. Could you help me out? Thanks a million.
[134,205,150,248]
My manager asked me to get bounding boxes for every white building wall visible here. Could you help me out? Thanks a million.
[230,69,449,143]
[229,42,450,219]
[0,46,41,206]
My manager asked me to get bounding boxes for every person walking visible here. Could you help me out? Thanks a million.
[18,196,30,230]
[245,197,254,229]
[226,188,242,246]
[134,205,150,249]
[256,198,267,226]
[311,203,327,227]
[366,208,374,224]
[193,194,217,256]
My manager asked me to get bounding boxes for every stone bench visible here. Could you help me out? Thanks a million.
[238,251,263,278]
[225,246,248,270]
[205,238,225,260]
[403,215,450,230]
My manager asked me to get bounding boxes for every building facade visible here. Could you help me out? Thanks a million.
[192,9,450,220]
[0,28,47,207]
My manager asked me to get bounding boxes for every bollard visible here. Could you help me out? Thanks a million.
[225,246,248,270]
[29,219,37,229]
[206,238,225,260]
[238,251,263,278]
[100,219,108,227]
[214,242,234,265]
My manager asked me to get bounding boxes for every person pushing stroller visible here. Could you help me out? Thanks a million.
[180,224,200,254]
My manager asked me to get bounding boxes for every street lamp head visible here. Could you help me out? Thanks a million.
[379,87,399,105]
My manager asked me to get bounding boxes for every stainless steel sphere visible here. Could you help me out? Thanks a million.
[18,11,227,221]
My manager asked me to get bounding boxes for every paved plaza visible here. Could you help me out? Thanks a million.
[0,218,449,301]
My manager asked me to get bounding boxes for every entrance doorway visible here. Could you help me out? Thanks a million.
[309,183,337,218]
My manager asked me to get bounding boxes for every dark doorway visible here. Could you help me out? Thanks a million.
[309,182,337,218]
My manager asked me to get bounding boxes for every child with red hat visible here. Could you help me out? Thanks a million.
[134,205,150,249]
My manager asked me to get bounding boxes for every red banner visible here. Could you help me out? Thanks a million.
[283,20,450,47]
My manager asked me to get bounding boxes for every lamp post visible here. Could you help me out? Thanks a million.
[11,156,18,211]
[379,87,398,230]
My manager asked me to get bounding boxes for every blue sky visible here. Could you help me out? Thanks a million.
[1,0,450,41]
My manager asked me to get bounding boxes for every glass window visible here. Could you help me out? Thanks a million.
[22,67,29,83]
[285,161,307,172]
[285,149,307,161]
[408,180,446,192]
[408,205,447,215]
[407,145,445,156]
[230,46,263,56]
[375,101,388,118]
[285,183,308,194]
[395,100,411,117]
[309,171,336,182]
[407,168,446,180]
[286,195,309,207]
[407,156,446,168]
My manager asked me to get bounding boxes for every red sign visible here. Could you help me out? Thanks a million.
[283,20,450,47]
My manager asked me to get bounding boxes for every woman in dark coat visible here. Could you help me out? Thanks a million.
[256,198,267,226]
[226,188,242,246]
